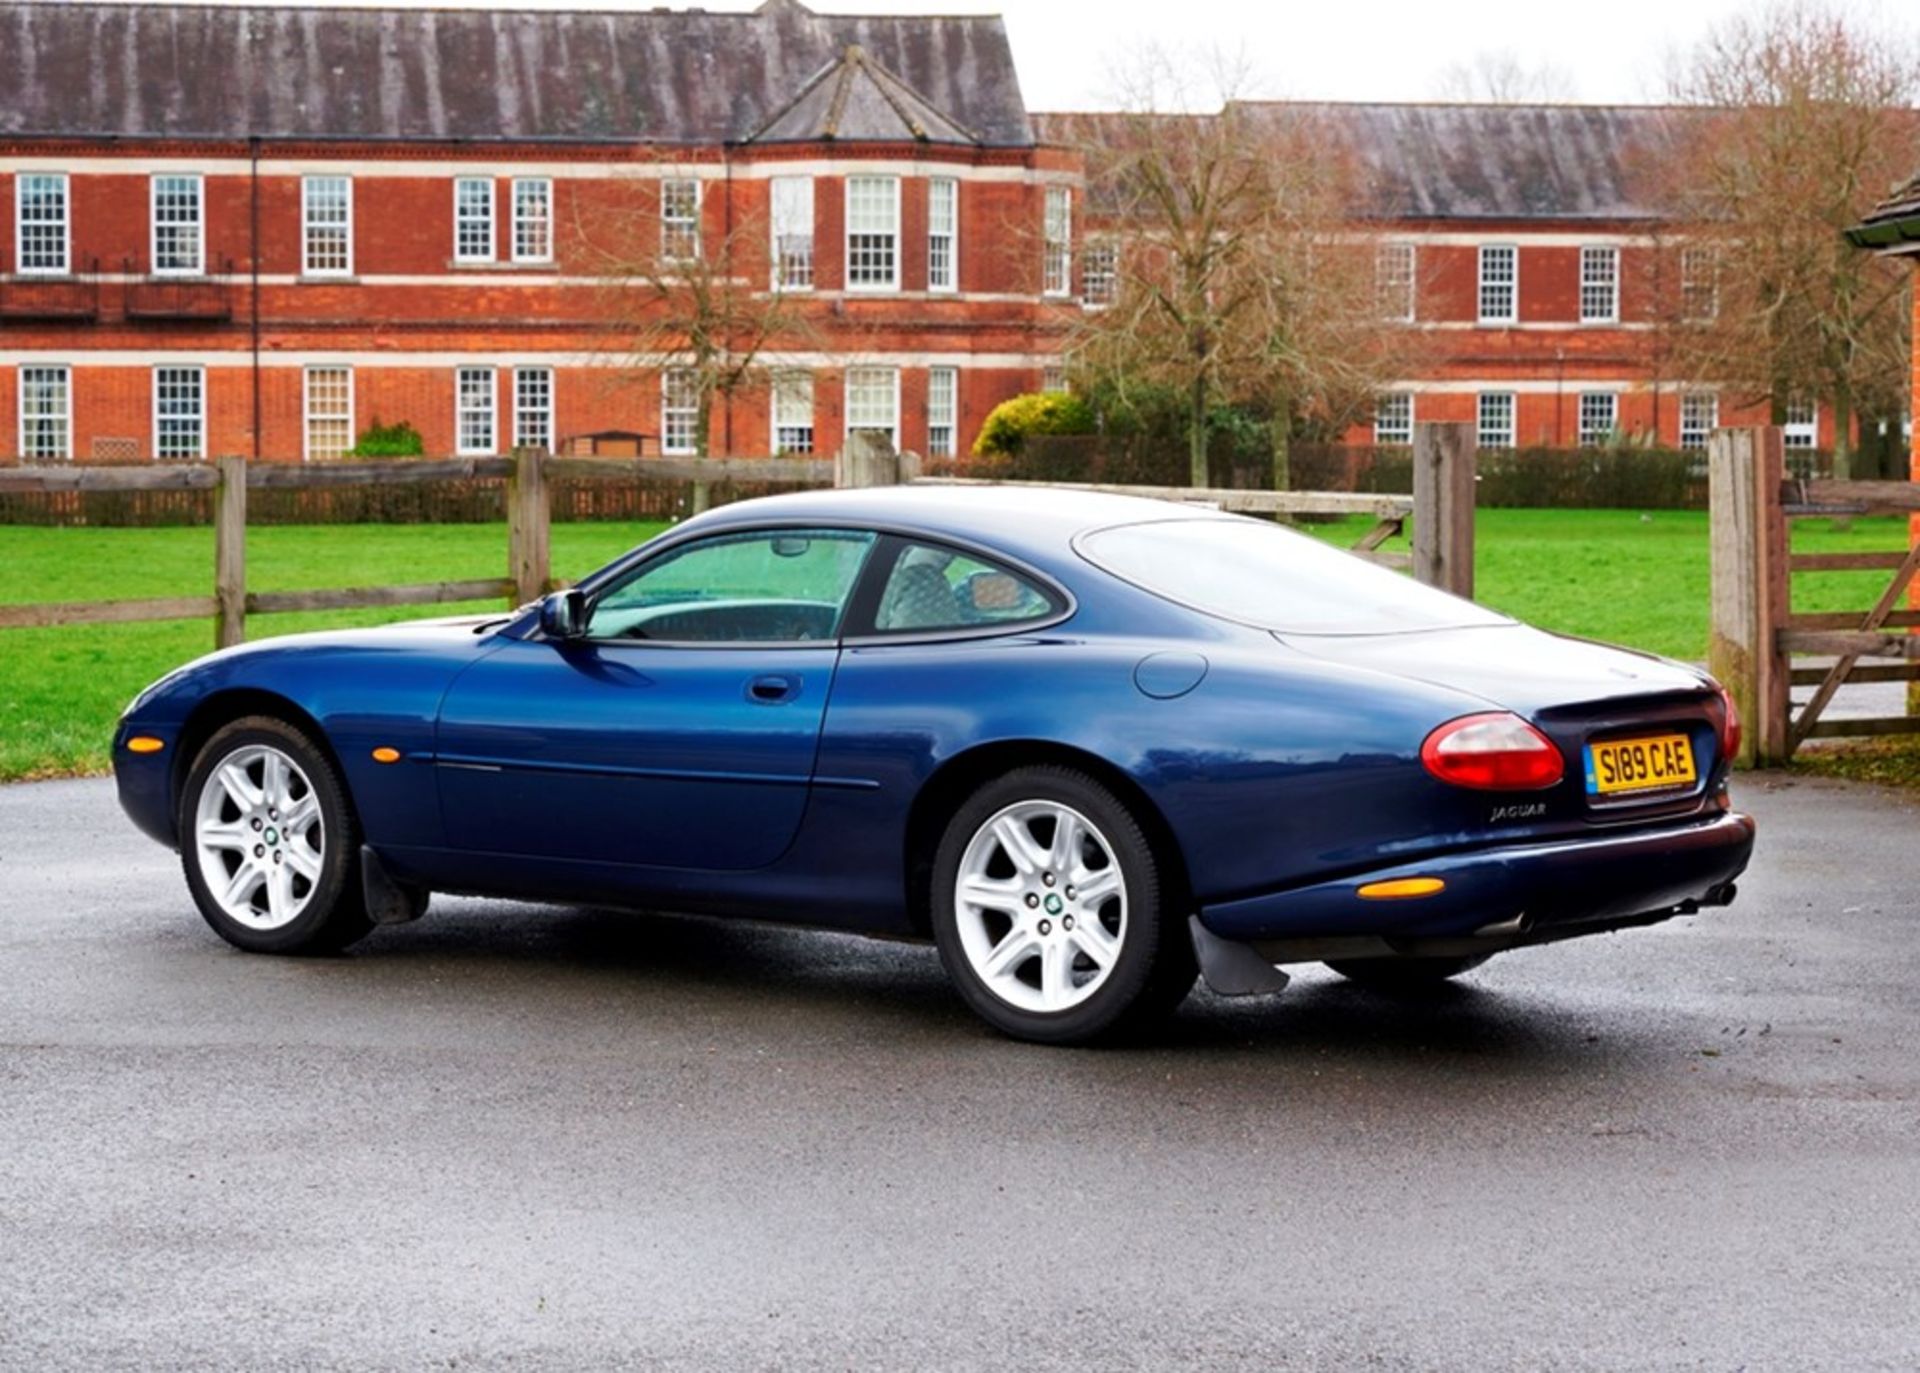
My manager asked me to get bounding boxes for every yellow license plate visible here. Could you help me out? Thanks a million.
[1584,734,1697,796]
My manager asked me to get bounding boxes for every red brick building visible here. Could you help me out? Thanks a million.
[0,0,1077,464]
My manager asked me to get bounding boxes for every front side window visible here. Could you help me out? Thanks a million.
[16,174,70,275]
[772,370,814,454]
[845,366,899,447]
[454,178,495,262]
[872,541,1058,635]
[151,175,204,276]
[154,366,205,459]
[927,366,958,458]
[770,176,814,290]
[456,366,497,455]
[1478,244,1516,324]
[586,528,876,644]
[303,366,353,462]
[927,177,958,292]
[19,365,71,460]
[1043,186,1072,296]
[662,369,700,455]
[846,175,899,291]
[1478,391,1516,450]
[1784,400,1818,449]
[1082,242,1118,307]
[302,176,352,276]
[512,177,552,263]
[662,179,701,262]
[1578,392,1618,447]
[1580,246,1619,324]
[1680,391,1718,451]
[1376,241,1416,322]
[514,366,554,452]
[1374,392,1414,446]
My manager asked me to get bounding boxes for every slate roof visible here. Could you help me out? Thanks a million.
[748,43,979,145]
[0,0,1031,146]
[1037,103,1689,222]
[1847,174,1920,253]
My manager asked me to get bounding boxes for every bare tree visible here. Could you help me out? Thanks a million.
[1433,50,1578,104]
[1650,3,1916,481]
[1058,54,1432,487]
[577,169,825,457]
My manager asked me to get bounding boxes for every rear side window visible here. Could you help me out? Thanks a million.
[871,542,1059,635]
[1078,518,1509,635]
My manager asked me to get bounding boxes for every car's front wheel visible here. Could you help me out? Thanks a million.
[931,766,1195,1045]
[1323,954,1491,989]
[179,716,372,954]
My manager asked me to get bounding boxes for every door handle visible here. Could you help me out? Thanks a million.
[746,674,801,705]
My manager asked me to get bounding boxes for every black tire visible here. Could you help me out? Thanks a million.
[177,715,373,955]
[1323,953,1491,989]
[931,765,1195,1045]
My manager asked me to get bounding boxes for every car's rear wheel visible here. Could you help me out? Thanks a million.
[1323,954,1491,988]
[931,766,1195,1045]
[179,716,372,955]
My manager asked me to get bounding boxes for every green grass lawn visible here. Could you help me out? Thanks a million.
[0,508,1911,782]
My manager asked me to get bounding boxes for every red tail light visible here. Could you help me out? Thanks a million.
[1714,682,1742,762]
[1420,712,1565,791]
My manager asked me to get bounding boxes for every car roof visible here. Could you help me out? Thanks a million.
[684,484,1236,563]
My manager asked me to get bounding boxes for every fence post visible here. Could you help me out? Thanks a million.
[836,431,901,489]
[1707,427,1790,767]
[507,447,551,606]
[1411,421,1476,598]
[213,455,247,649]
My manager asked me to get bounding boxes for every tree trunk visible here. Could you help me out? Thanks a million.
[1188,369,1209,488]
[1269,410,1292,494]
[1830,385,1853,533]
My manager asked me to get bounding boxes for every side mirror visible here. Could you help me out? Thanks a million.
[538,588,588,641]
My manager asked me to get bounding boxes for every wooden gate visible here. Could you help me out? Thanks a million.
[1708,427,1920,766]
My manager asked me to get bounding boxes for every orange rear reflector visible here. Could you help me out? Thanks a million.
[126,736,165,755]
[1357,877,1446,901]
[371,747,402,764]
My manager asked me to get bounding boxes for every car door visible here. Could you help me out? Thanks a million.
[433,527,877,871]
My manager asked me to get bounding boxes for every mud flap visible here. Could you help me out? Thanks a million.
[361,845,430,927]
[1188,915,1291,996]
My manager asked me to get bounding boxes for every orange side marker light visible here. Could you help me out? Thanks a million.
[127,736,166,755]
[1357,877,1446,901]
[371,747,403,765]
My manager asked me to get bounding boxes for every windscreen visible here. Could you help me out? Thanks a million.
[1077,518,1512,635]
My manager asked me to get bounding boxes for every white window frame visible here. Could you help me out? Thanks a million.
[661,179,701,263]
[455,366,498,457]
[844,365,900,449]
[927,366,958,458]
[513,365,554,453]
[15,173,70,276]
[769,176,815,291]
[1043,186,1073,298]
[1783,400,1819,450]
[302,365,354,463]
[454,177,495,263]
[1376,241,1416,323]
[1374,392,1414,446]
[1580,245,1620,325]
[1679,391,1718,452]
[1681,245,1720,323]
[301,175,353,278]
[662,368,700,456]
[150,174,204,277]
[845,175,901,293]
[18,364,72,461]
[1041,366,1069,395]
[1578,392,1619,447]
[152,365,206,461]
[511,177,552,264]
[927,177,958,294]
[1477,244,1517,325]
[772,370,815,455]
[1081,241,1118,308]
[1477,392,1516,450]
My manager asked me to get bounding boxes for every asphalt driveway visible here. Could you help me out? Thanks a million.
[1,774,1916,1370]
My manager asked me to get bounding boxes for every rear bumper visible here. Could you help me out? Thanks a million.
[1197,810,1755,947]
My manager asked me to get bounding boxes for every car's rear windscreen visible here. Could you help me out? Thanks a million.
[1077,518,1512,635]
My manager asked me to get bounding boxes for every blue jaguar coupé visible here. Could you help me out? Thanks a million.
[114,486,1754,1043]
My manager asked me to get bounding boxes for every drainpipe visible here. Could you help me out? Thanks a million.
[249,136,262,463]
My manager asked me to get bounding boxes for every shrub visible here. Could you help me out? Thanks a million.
[347,419,426,458]
[972,392,1096,458]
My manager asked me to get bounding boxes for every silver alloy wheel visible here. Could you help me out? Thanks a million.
[953,800,1128,1014]
[192,743,325,932]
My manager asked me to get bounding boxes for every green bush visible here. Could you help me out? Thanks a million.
[972,392,1096,458]
[347,419,426,458]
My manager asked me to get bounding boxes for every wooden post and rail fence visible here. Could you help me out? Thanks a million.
[1708,426,1920,767]
[0,422,1480,648]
